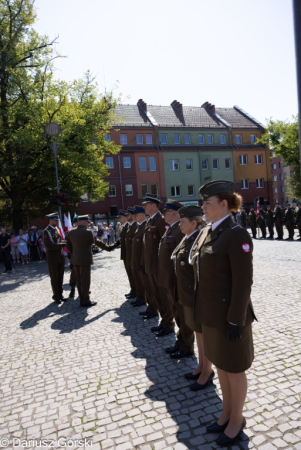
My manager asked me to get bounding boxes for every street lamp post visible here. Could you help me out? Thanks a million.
[44,122,63,221]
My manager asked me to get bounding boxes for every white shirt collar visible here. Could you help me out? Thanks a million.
[168,220,180,228]
[138,218,147,225]
[122,221,128,227]
[211,214,230,231]
[130,221,136,226]
[186,229,199,239]
[150,211,159,219]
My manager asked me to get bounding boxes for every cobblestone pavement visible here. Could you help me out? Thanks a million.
[0,228,301,450]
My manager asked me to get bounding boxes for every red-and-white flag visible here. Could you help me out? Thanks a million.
[58,218,65,240]
[64,213,72,232]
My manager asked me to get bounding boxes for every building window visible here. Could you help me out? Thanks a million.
[169,159,179,171]
[202,159,208,170]
[150,183,158,195]
[256,178,264,188]
[139,157,147,172]
[160,134,168,144]
[171,186,181,197]
[213,158,219,169]
[241,179,249,189]
[123,157,131,168]
[271,151,276,157]
[136,134,143,145]
[145,134,152,144]
[125,184,133,196]
[273,163,277,170]
[105,157,114,169]
[120,134,127,145]
[104,133,111,142]
[108,185,116,197]
[186,159,193,170]
[174,134,180,144]
[225,158,232,169]
[207,134,213,144]
[188,185,194,196]
[198,134,204,144]
[236,135,242,144]
[250,134,256,144]
[141,184,148,198]
[273,175,277,181]
[278,162,281,168]
[255,154,263,164]
[149,156,156,171]
[274,187,278,193]
[239,155,248,165]
[184,134,191,144]
[220,134,226,144]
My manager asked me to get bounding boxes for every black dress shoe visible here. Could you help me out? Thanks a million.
[170,350,194,359]
[184,370,202,380]
[133,300,146,307]
[69,289,75,298]
[60,297,68,301]
[139,309,149,316]
[206,420,229,433]
[165,345,179,354]
[155,328,174,337]
[190,370,215,391]
[81,301,97,308]
[143,312,159,320]
[53,299,61,304]
[151,325,163,333]
[215,417,246,446]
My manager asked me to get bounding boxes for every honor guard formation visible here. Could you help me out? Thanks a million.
[1,180,299,447]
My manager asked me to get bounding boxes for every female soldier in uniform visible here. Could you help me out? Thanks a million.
[190,180,256,447]
[171,206,214,389]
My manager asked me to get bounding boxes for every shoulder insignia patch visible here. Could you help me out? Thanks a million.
[241,242,251,253]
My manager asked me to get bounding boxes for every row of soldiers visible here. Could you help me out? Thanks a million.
[240,201,301,240]
[118,193,196,359]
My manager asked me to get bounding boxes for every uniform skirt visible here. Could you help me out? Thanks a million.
[202,323,254,373]
[183,305,203,333]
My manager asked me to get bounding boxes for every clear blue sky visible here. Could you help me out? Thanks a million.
[34,0,297,126]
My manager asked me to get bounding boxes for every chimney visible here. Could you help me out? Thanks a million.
[137,99,147,111]
[209,104,216,113]
[171,100,183,114]
[201,101,209,108]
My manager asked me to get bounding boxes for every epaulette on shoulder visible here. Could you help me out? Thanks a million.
[229,222,241,230]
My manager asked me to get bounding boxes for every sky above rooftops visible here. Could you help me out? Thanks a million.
[34,0,297,126]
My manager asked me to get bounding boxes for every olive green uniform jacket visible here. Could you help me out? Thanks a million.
[157,221,184,288]
[190,216,256,328]
[143,211,166,275]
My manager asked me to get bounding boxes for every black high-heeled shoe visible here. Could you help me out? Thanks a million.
[184,370,201,380]
[216,417,246,446]
[190,370,215,391]
[206,420,229,433]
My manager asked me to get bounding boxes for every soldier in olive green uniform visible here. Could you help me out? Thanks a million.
[283,202,295,240]
[153,200,186,343]
[240,208,247,229]
[43,212,66,304]
[66,215,119,307]
[140,193,166,320]
[266,205,274,239]
[248,206,257,238]
[257,205,267,238]
[67,215,78,298]
[190,180,256,447]
[130,206,149,307]
[274,201,284,239]
[125,207,138,299]
[117,210,130,297]
[296,201,301,240]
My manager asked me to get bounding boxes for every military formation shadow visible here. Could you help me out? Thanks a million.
[113,300,250,450]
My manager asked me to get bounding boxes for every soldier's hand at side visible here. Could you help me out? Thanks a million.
[226,322,242,341]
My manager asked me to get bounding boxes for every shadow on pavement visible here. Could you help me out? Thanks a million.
[113,300,250,450]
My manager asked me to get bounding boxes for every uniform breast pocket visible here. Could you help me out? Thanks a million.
[203,248,228,271]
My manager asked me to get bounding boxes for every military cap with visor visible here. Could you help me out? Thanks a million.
[117,210,127,217]
[142,193,162,205]
[133,205,145,214]
[162,199,183,212]
[199,180,235,199]
[46,212,59,220]
[78,215,90,222]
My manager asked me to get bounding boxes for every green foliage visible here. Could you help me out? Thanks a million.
[0,0,120,229]
[258,116,301,199]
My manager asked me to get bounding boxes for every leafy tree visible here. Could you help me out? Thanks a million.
[258,116,301,199]
[0,0,120,230]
